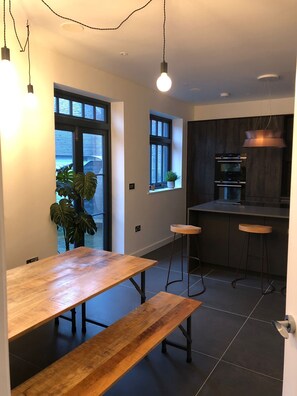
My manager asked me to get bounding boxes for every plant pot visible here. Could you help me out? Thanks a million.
[167,181,175,188]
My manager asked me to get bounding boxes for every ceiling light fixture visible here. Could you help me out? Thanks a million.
[243,74,285,148]
[1,0,36,105]
[1,0,14,75]
[156,0,172,92]
[25,22,37,108]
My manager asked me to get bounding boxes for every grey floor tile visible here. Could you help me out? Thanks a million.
[187,277,262,316]
[251,291,286,322]
[10,354,41,389]
[197,361,283,396]
[206,266,277,291]
[143,265,204,295]
[169,306,246,358]
[106,346,217,396]
[82,284,144,325]
[223,318,285,379]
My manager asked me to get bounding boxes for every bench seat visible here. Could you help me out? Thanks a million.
[12,291,201,396]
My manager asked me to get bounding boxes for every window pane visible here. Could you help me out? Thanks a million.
[163,146,169,180]
[151,120,157,136]
[55,129,74,253]
[83,134,103,174]
[151,144,156,183]
[54,97,57,113]
[149,115,172,188]
[85,213,104,250]
[163,122,169,138]
[95,106,105,121]
[157,121,163,137]
[84,104,94,119]
[73,101,83,117]
[58,98,70,115]
[55,129,73,169]
[157,145,162,182]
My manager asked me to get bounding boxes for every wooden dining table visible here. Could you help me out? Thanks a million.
[6,247,157,342]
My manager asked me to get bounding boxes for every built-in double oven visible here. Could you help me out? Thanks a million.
[214,153,247,204]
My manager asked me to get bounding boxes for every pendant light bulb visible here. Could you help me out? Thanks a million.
[0,46,18,93]
[0,46,15,79]
[26,83,37,108]
[156,61,172,92]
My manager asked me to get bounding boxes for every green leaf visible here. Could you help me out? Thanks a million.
[50,199,76,229]
[74,172,97,201]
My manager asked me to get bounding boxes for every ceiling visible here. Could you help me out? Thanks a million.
[15,0,297,104]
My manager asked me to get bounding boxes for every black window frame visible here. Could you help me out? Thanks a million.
[54,88,111,251]
[149,114,172,189]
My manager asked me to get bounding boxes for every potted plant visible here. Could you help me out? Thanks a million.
[50,164,98,251]
[166,170,178,188]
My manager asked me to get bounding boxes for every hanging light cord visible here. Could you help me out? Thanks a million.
[264,79,273,130]
[162,0,167,62]
[3,0,7,46]
[41,0,153,31]
[7,0,29,52]
[26,22,31,85]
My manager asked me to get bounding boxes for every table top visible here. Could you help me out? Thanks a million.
[7,247,157,341]
[188,201,289,219]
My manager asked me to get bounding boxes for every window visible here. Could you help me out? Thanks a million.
[150,114,172,189]
[54,89,111,252]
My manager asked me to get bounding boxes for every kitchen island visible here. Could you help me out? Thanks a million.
[188,201,289,276]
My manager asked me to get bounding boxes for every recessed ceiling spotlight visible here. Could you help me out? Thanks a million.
[120,51,128,56]
[220,92,230,97]
[61,22,84,33]
[257,74,279,81]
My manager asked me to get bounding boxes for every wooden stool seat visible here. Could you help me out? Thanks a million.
[166,224,205,297]
[170,224,202,235]
[239,224,272,234]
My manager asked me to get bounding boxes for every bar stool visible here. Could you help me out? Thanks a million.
[165,224,206,297]
[231,223,275,295]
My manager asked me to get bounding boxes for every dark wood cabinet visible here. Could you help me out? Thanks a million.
[187,120,216,208]
[187,115,292,208]
[188,207,288,277]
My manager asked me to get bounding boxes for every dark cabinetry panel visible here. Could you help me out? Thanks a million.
[187,120,216,208]
[187,115,292,207]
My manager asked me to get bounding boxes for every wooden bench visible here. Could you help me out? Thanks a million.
[12,291,202,396]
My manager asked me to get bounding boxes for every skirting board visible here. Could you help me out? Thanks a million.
[128,235,175,257]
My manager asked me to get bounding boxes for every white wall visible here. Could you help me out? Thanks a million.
[193,97,294,120]
[1,37,193,269]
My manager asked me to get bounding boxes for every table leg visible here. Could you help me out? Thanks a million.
[141,271,146,304]
[82,302,86,333]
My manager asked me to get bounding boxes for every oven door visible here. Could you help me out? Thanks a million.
[215,160,245,182]
[215,183,245,204]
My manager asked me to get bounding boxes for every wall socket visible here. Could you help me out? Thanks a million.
[135,225,141,232]
[26,256,39,264]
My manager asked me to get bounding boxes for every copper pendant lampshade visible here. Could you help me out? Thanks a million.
[243,74,286,148]
[243,129,286,148]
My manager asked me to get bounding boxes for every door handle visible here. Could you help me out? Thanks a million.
[272,315,296,339]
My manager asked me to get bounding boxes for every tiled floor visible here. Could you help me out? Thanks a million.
[9,243,286,395]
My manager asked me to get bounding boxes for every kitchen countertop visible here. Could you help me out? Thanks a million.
[188,201,289,219]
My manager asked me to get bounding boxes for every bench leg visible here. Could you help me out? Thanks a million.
[161,316,193,362]
[71,308,76,333]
